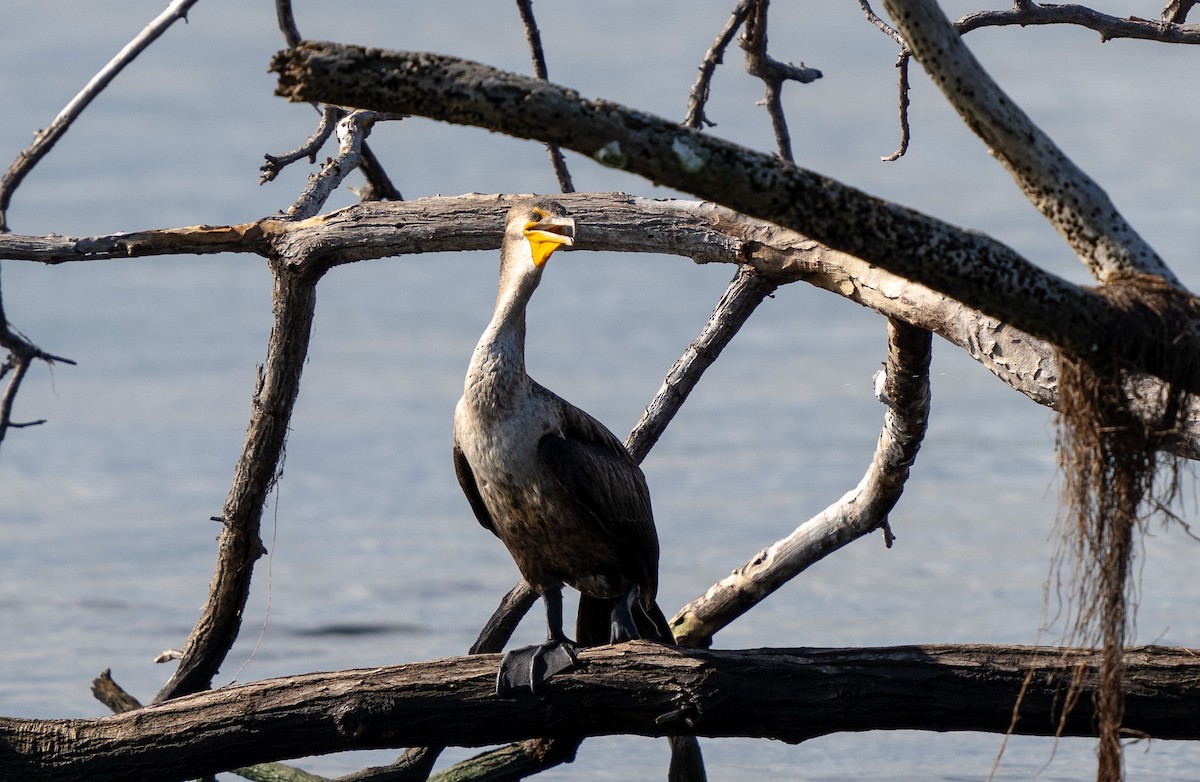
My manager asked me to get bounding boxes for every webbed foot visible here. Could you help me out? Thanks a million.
[610,587,640,643]
[496,639,578,695]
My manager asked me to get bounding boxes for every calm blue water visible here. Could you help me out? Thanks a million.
[2,1,1199,779]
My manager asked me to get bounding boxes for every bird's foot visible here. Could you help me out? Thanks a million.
[610,588,640,643]
[496,639,578,695]
[610,614,639,644]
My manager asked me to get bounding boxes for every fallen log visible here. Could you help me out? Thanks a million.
[3,642,1199,782]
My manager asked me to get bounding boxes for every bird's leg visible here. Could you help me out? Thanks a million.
[610,585,641,643]
[496,585,578,695]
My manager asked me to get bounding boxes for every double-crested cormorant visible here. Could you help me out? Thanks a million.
[453,198,672,694]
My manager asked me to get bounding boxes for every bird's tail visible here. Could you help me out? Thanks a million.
[576,591,674,647]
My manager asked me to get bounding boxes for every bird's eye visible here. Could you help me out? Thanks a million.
[531,208,550,219]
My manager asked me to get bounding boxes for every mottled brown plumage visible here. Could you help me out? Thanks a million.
[452,198,670,692]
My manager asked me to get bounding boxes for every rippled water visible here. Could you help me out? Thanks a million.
[2,1,1199,779]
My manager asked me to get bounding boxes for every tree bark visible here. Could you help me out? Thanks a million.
[7,193,1200,459]
[884,0,1174,284]
[3,643,1199,782]
[153,260,319,703]
[269,43,1200,399]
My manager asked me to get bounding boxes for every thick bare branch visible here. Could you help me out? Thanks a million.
[153,261,318,704]
[5,643,1200,782]
[270,44,1200,397]
[883,0,1178,285]
[673,319,931,646]
[13,193,1200,459]
[1162,0,1199,23]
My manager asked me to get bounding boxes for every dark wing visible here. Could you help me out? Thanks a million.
[537,395,660,589]
[453,442,498,536]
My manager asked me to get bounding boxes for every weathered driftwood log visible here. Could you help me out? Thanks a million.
[3,643,1199,782]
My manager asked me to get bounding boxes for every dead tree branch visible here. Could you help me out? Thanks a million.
[626,265,779,463]
[265,0,402,203]
[1162,0,1199,23]
[0,0,192,449]
[270,45,1200,397]
[673,318,931,646]
[4,643,1200,782]
[0,278,76,446]
[261,105,341,184]
[740,0,822,162]
[275,0,302,49]
[8,192,1200,460]
[684,0,753,129]
[282,109,403,219]
[955,2,1200,42]
[152,256,319,704]
[0,0,202,232]
[515,0,574,193]
[883,0,1178,285]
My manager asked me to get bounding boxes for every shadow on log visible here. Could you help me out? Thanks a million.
[3,642,1199,782]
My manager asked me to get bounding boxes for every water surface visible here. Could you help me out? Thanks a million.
[2,2,1199,779]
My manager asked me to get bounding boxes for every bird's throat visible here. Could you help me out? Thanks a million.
[464,305,528,414]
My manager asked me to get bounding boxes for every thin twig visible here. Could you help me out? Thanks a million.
[0,0,202,232]
[283,111,401,220]
[275,0,302,48]
[515,0,574,193]
[740,0,822,162]
[683,0,753,129]
[858,0,913,160]
[880,52,912,162]
[261,105,341,184]
[0,274,76,448]
[0,356,36,445]
[857,0,906,45]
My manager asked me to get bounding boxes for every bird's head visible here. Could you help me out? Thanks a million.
[506,199,575,269]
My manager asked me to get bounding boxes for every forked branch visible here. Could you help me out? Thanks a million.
[881,0,1178,284]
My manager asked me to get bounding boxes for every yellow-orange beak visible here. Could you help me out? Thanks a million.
[523,211,576,268]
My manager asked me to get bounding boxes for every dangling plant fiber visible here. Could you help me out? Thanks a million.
[1053,274,1197,782]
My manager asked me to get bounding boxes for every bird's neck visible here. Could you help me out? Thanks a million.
[464,273,535,411]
